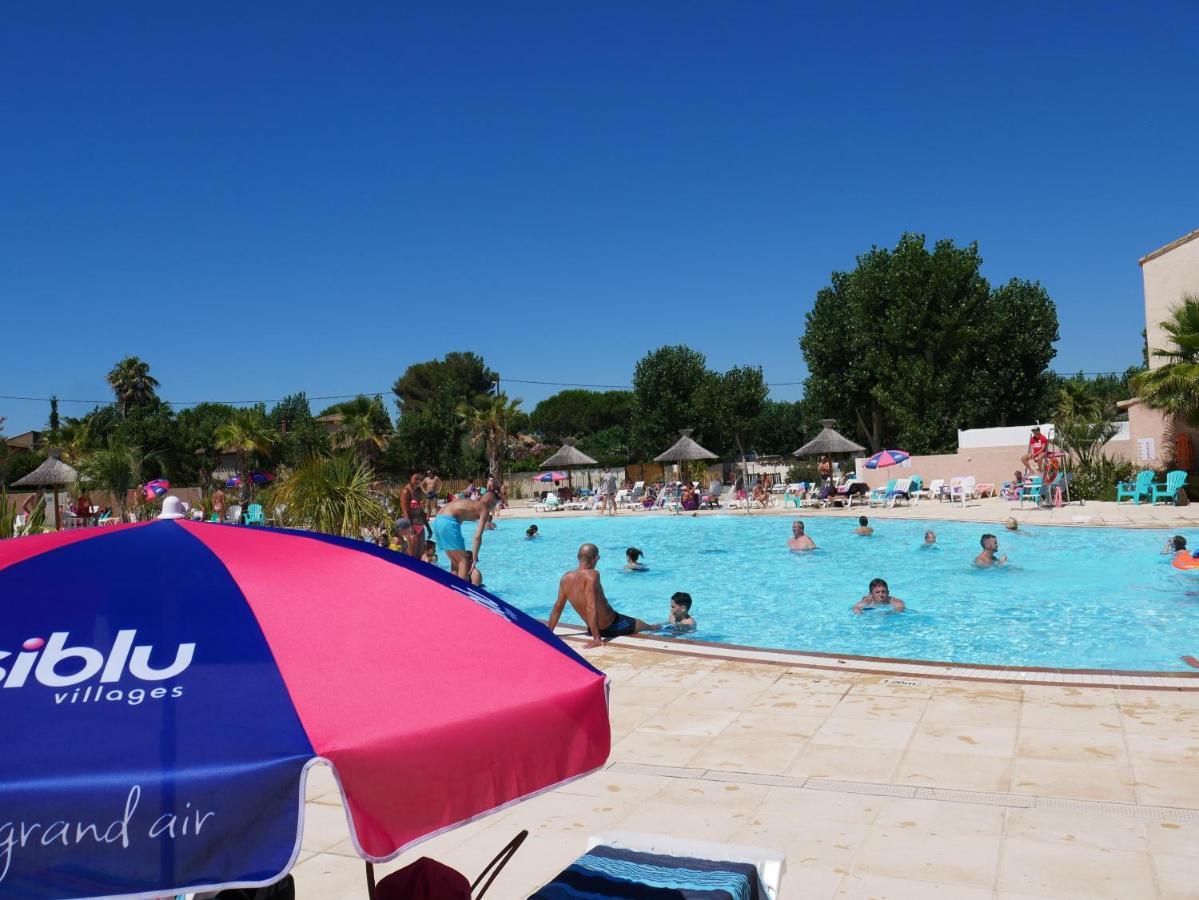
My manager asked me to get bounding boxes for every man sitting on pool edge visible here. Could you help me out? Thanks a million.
[548,543,657,648]
[853,578,905,614]
[788,519,816,551]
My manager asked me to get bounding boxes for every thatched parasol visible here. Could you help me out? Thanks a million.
[13,450,78,531]
[654,429,718,484]
[539,439,599,494]
[793,419,865,457]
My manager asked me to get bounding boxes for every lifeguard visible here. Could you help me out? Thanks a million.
[1021,426,1050,473]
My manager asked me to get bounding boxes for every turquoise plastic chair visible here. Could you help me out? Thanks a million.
[1151,470,1188,505]
[868,479,896,503]
[244,503,265,525]
[783,483,805,507]
[1018,476,1045,507]
[1116,470,1154,504]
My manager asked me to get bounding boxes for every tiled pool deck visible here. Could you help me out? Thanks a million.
[294,644,1199,899]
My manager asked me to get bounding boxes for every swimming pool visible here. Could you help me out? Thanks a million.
[460,515,1199,671]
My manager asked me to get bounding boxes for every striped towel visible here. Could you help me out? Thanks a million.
[530,844,766,899]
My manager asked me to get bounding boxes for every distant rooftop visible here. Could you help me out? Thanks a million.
[1140,227,1199,266]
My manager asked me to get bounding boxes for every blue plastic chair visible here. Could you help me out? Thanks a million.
[243,503,265,525]
[1018,476,1045,507]
[1151,470,1188,505]
[1116,470,1154,504]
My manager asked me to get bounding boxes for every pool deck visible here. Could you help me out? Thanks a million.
[295,644,1199,899]
[502,495,1199,528]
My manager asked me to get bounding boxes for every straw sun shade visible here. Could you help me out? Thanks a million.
[12,452,78,531]
[654,429,718,463]
[538,439,599,492]
[793,419,865,457]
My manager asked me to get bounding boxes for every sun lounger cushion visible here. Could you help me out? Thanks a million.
[531,844,768,899]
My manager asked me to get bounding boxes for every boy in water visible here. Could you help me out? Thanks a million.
[923,530,937,546]
[463,551,483,586]
[526,524,539,539]
[665,592,696,632]
[853,578,906,614]
[974,533,1008,567]
[423,540,438,567]
[624,547,648,571]
[853,516,873,536]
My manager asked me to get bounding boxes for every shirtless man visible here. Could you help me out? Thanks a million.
[548,543,657,648]
[788,519,816,551]
[433,487,502,580]
[974,533,1008,567]
[421,470,440,517]
[853,578,906,614]
[853,515,873,536]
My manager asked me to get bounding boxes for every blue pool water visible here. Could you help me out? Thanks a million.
[458,515,1199,671]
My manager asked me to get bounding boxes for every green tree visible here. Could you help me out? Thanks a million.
[457,393,523,479]
[630,346,712,457]
[114,399,178,480]
[176,403,238,484]
[384,383,464,477]
[392,352,497,415]
[530,390,633,443]
[267,393,329,467]
[106,356,160,418]
[800,234,1059,453]
[696,366,768,463]
[267,454,388,538]
[48,396,60,439]
[1132,295,1199,425]
[79,439,147,520]
[319,395,392,463]
[754,400,808,456]
[215,409,278,497]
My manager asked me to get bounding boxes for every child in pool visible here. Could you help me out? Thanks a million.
[624,547,648,571]
[526,524,539,539]
[463,550,483,586]
[663,592,696,632]
[423,540,439,567]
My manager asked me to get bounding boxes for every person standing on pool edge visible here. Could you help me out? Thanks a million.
[434,485,502,581]
[548,543,657,648]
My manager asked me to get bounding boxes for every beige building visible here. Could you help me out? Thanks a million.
[1141,227,1199,367]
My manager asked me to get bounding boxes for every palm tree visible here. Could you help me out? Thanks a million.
[267,454,388,538]
[106,357,160,418]
[215,410,278,498]
[457,393,523,480]
[78,439,146,520]
[323,395,391,463]
[1132,295,1199,425]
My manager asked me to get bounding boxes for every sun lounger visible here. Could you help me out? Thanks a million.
[622,482,645,509]
[532,831,784,900]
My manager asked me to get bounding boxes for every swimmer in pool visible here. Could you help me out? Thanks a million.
[1165,535,1186,554]
[788,519,816,551]
[548,543,657,648]
[1004,517,1019,532]
[923,530,937,546]
[526,524,539,539]
[664,591,696,632]
[853,515,873,536]
[624,547,648,571]
[974,533,1008,568]
[463,551,483,586]
[853,577,905,614]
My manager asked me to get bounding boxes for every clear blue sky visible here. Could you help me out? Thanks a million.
[3,2,1196,434]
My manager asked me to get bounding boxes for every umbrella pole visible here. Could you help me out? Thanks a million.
[53,486,61,531]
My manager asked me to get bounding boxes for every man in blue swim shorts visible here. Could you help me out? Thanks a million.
[434,485,502,581]
[548,543,658,648]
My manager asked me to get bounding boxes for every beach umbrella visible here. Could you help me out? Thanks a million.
[12,450,78,531]
[535,471,569,482]
[0,522,610,898]
[864,449,910,469]
[225,471,275,488]
[654,429,717,483]
[792,419,866,457]
[141,479,170,500]
[539,440,599,494]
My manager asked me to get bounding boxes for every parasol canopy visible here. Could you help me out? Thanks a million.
[535,471,569,482]
[653,429,717,464]
[0,522,610,899]
[793,419,866,457]
[12,454,78,488]
[141,478,170,500]
[225,471,275,488]
[865,449,910,469]
[539,440,598,469]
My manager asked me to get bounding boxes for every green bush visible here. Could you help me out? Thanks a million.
[1068,456,1135,502]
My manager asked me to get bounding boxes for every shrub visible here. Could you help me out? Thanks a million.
[1068,456,1135,502]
